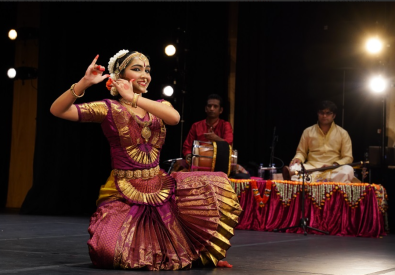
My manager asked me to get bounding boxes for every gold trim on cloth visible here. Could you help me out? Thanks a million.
[116,170,174,206]
[173,172,242,267]
[78,101,109,123]
[227,145,232,176]
[212,142,217,172]
[111,101,166,165]
[113,166,160,180]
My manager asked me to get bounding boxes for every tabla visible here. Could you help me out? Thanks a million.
[191,140,237,176]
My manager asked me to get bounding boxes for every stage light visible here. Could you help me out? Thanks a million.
[8,29,17,40]
[7,67,38,80]
[368,75,387,94]
[162,85,174,97]
[366,37,383,54]
[165,45,176,56]
[9,27,39,40]
[7,68,17,79]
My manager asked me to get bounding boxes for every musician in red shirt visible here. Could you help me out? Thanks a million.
[183,94,233,164]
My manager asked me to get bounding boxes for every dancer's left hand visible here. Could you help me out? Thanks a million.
[113,79,135,101]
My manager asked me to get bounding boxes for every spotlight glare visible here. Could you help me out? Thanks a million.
[165,45,176,56]
[163,85,174,97]
[8,29,17,40]
[369,75,387,94]
[7,68,16,79]
[366,38,383,54]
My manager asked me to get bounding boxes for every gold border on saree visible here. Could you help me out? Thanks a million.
[113,165,160,180]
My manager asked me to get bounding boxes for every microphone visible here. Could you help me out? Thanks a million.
[163,158,183,163]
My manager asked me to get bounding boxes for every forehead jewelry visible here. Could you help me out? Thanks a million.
[118,52,148,73]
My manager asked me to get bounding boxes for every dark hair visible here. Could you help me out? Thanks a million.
[207,94,223,108]
[317,100,337,114]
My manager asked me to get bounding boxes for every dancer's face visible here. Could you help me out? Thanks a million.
[122,57,151,94]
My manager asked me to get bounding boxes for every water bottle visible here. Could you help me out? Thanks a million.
[269,163,276,180]
[258,163,264,178]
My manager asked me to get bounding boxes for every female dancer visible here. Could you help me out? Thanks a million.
[50,50,242,270]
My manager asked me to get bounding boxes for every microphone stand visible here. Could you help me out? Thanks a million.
[167,160,177,174]
[269,127,277,167]
[163,158,183,174]
[274,163,329,236]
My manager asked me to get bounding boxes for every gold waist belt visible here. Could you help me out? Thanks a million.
[113,165,160,180]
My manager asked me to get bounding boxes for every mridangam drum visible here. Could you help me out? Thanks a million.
[191,140,237,176]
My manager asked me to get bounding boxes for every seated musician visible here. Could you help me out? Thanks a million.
[182,94,249,178]
[286,100,360,183]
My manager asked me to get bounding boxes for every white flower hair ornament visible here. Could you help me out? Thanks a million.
[107,49,129,96]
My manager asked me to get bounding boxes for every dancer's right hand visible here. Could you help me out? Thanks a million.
[82,55,109,86]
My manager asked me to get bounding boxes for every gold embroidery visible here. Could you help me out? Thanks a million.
[111,100,165,165]
[79,101,108,123]
[116,175,173,204]
[114,166,160,180]
[121,100,153,143]
[174,172,242,267]
[125,144,159,165]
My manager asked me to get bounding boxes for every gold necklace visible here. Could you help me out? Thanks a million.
[120,101,152,143]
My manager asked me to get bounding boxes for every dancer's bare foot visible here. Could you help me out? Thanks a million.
[217,260,233,268]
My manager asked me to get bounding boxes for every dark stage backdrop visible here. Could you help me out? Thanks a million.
[234,3,390,177]
[19,2,391,215]
[0,3,17,208]
[20,2,230,215]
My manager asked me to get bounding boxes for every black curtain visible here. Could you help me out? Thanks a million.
[0,3,17,209]
[234,2,389,177]
[19,2,392,215]
[20,2,230,215]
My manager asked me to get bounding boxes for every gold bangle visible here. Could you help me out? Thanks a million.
[131,93,140,108]
[70,83,85,98]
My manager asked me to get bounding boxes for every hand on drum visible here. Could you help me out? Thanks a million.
[204,132,220,141]
[185,154,192,165]
[289,158,301,167]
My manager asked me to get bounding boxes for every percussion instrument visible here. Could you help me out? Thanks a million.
[191,140,237,176]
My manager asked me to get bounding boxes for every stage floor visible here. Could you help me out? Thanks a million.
[1,212,395,275]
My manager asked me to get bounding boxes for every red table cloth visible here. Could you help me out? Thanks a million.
[229,177,388,237]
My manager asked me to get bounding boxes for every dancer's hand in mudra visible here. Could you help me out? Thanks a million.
[83,55,109,85]
[113,78,136,102]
